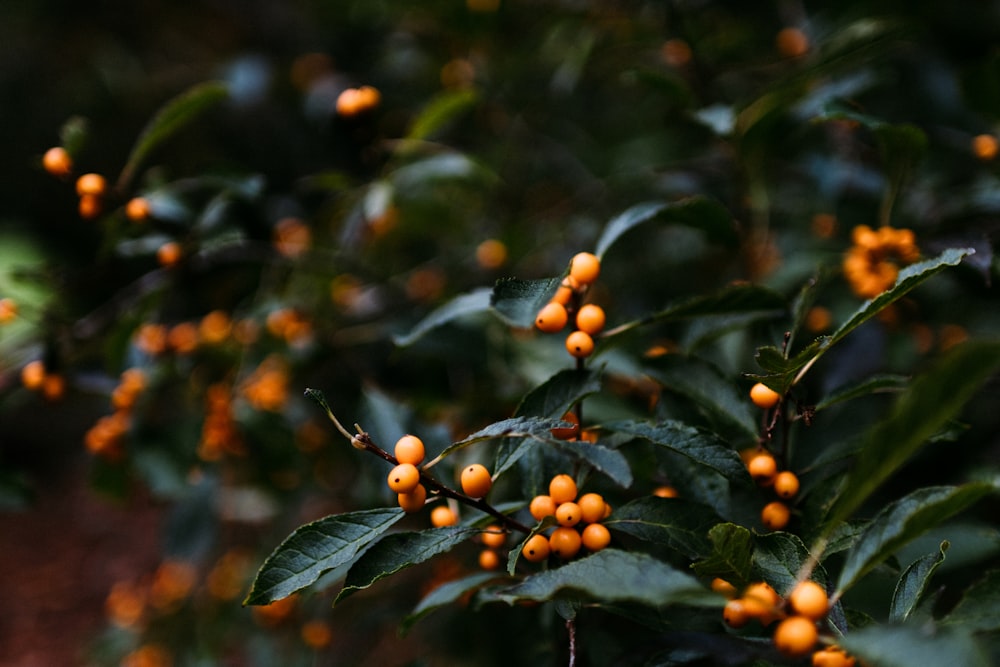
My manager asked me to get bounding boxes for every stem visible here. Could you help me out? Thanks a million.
[566,618,577,667]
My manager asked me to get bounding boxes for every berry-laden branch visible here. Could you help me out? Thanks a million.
[305,388,533,535]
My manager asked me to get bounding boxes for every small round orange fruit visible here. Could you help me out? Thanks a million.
[480,525,507,549]
[535,302,568,333]
[522,533,550,562]
[394,434,426,465]
[761,501,791,531]
[397,484,427,513]
[548,526,582,559]
[387,463,421,494]
[549,474,577,504]
[478,549,501,570]
[723,598,750,628]
[577,493,607,524]
[565,330,595,358]
[749,382,781,409]
[125,197,151,222]
[460,463,492,498]
[529,494,557,521]
[788,580,828,621]
[42,147,73,177]
[581,523,611,551]
[575,304,606,335]
[772,615,818,658]
[430,505,458,527]
[773,471,800,499]
[76,173,107,197]
[555,501,581,527]
[569,252,601,285]
[747,453,778,485]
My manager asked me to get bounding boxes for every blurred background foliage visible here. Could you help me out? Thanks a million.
[2,0,1000,665]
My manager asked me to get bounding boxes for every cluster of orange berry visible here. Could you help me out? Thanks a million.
[717,578,855,664]
[745,449,799,531]
[335,85,381,117]
[521,474,612,562]
[84,368,147,459]
[535,252,606,360]
[842,224,919,299]
[19,359,66,402]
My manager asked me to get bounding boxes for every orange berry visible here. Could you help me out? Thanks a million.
[125,197,151,222]
[550,284,574,306]
[548,474,577,504]
[478,549,501,570]
[397,484,427,513]
[773,471,800,499]
[555,501,581,527]
[747,453,778,486]
[156,241,182,268]
[387,462,421,494]
[653,485,678,498]
[481,525,507,549]
[749,382,781,409]
[460,463,492,498]
[577,493,607,524]
[76,173,107,197]
[788,580,829,620]
[761,501,791,531]
[565,330,594,358]
[548,526,582,559]
[535,302,568,333]
[394,434,426,465]
[42,373,66,401]
[78,194,102,219]
[581,522,611,551]
[336,88,361,116]
[812,646,857,667]
[773,616,818,658]
[776,26,809,58]
[521,533,550,562]
[300,619,333,649]
[355,85,381,112]
[723,598,750,628]
[569,252,601,285]
[0,298,18,323]
[743,582,782,624]
[42,147,72,177]
[711,578,738,598]
[475,239,507,269]
[529,495,557,521]
[430,505,458,527]
[973,133,999,161]
[575,304,606,335]
[21,360,46,391]
[550,410,579,440]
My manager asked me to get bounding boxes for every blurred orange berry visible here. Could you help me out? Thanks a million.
[475,239,508,269]
[125,196,151,222]
[42,146,73,176]
[0,297,17,323]
[78,194,102,219]
[274,217,312,257]
[301,619,334,649]
[75,172,106,196]
[776,27,809,57]
[199,310,233,345]
[973,133,999,161]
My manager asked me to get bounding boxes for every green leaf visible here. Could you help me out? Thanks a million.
[431,416,564,468]
[244,508,405,605]
[643,355,759,439]
[835,484,996,594]
[691,523,754,585]
[753,532,821,596]
[890,542,949,623]
[604,497,720,559]
[118,81,229,189]
[391,153,494,190]
[393,288,492,346]
[550,438,632,488]
[59,115,90,156]
[607,420,749,483]
[336,526,479,603]
[514,369,602,419]
[941,569,1000,633]
[839,623,990,667]
[825,341,1000,529]
[406,88,478,141]
[401,572,504,635]
[608,284,786,339]
[814,374,909,411]
[494,549,720,608]
[490,276,563,328]
[594,197,736,258]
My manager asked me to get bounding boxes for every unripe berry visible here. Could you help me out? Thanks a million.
[773,471,800,499]
[565,330,595,358]
[577,493,607,524]
[481,525,507,549]
[773,615,818,658]
[575,304,606,335]
[460,463,492,498]
[397,484,427,513]
[394,434,426,465]
[555,501,581,527]
[749,382,781,409]
[535,302,568,333]
[549,474,577,504]
[522,534,550,562]
[548,526,582,559]
[761,501,791,531]
[788,580,828,621]
[747,453,778,486]
[529,494,556,521]
[387,462,421,494]
[581,522,611,551]
[430,505,458,527]
[569,252,601,285]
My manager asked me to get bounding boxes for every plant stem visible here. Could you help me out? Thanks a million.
[566,618,577,667]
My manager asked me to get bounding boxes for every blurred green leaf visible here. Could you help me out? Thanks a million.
[607,420,750,483]
[59,115,89,157]
[490,276,563,328]
[604,497,719,559]
[941,569,1000,632]
[493,549,719,608]
[336,526,479,603]
[839,623,990,667]
[815,374,910,411]
[594,196,737,258]
[753,532,821,595]
[824,341,1000,530]
[432,416,564,467]
[836,484,996,594]
[406,89,478,141]
[691,523,754,585]
[890,542,948,623]
[394,287,492,346]
[514,368,602,419]
[244,508,404,605]
[118,81,229,190]
[401,571,504,635]
[551,438,632,487]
